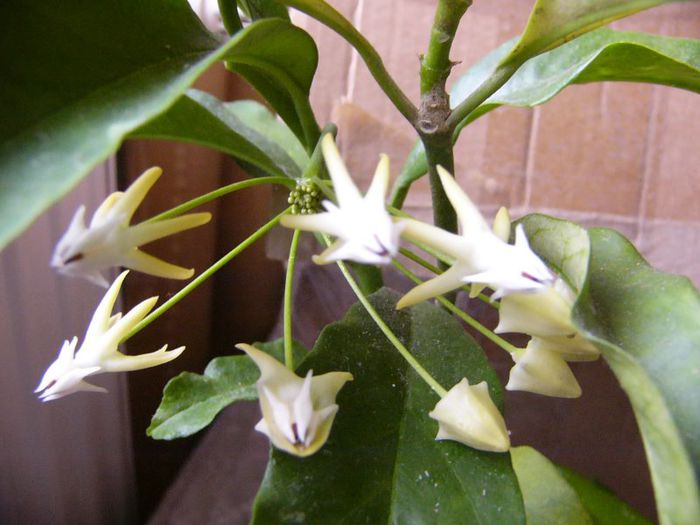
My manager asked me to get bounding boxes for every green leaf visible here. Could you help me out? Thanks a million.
[0,3,308,250]
[132,90,307,179]
[500,0,678,66]
[147,339,307,440]
[224,17,319,149]
[252,288,525,524]
[452,28,700,131]
[559,466,652,525]
[512,447,593,525]
[520,214,700,525]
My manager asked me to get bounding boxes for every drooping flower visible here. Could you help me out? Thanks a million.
[397,166,554,308]
[497,277,599,398]
[280,134,404,265]
[429,378,510,452]
[52,167,211,287]
[237,343,353,457]
[36,271,184,401]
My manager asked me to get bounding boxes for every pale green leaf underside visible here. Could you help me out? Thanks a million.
[132,91,307,179]
[521,214,700,525]
[252,289,525,524]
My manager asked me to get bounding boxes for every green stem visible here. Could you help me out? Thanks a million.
[327,238,447,397]
[284,229,301,370]
[392,259,519,355]
[422,137,457,242]
[446,62,520,138]
[280,0,418,125]
[145,177,294,223]
[217,0,243,34]
[420,0,472,95]
[123,209,288,341]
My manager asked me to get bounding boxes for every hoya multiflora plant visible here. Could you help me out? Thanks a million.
[3,0,700,523]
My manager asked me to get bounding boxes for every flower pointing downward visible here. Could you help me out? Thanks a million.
[398,166,553,308]
[52,167,211,287]
[237,343,353,457]
[281,134,404,265]
[36,271,184,401]
[429,378,510,453]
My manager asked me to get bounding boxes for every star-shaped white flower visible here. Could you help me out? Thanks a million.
[429,378,510,452]
[237,343,353,457]
[35,271,184,401]
[280,134,404,265]
[52,167,211,287]
[397,166,554,308]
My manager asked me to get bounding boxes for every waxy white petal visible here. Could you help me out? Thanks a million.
[507,342,582,398]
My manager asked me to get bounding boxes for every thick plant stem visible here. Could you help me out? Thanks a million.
[217,0,243,34]
[335,258,448,398]
[284,229,301,370]
[124,210,288,341]
[420,0,472,95]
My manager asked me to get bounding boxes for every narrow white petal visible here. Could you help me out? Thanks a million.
[102,296,158,347]
[400,218,469,262]
[321,134,362,208]
[397,265,468,309]
[492,207,511,242]
[126,213,211,247]
[436,166,490,236]
[121,250,195,280]
[101,345,185,372]
[84,271,129,341]
[109,167,162,223]
[280,212,346,238]
[365,154,390,207]
[90,192,124,227]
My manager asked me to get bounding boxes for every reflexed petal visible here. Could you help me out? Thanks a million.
[84,271,129,341]
[506,344,582,398]
[126,213,211,246]
[122,250,195,280]
[101,345,185,372]
[109,166,162,222]
[397,265,469,309]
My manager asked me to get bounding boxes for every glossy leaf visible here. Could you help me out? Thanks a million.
[560,466,652,525]
[132,90,306,179]
[224,18,319,149]
[252,288,525,524]
[0,3,308,250]
[512,447,593,525]
[500,0,678,66]
[453,28,700,130]
[147,339,306,440]
[520,214,700,525]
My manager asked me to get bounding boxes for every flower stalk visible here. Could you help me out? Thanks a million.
[284,229,301,370]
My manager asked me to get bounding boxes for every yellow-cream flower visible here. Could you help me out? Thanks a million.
[52,167,211,287]
[281,134,404,265]
[429,378,510,452]
[36,271,184,401]
[237,343,353,457]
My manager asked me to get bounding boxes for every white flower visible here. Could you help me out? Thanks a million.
[280,134,404,265]
[497,278,599,398]
[397,166,553,308]
[506,339,582,398]
[429,378,510,452]
[237,343,353,457]
[52,167,211,287]
[35,271,184,401]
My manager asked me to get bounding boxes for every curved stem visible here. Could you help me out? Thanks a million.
[284,229,301,370]
[217,0,243,34]
[145,176,294,223]
[280,0,418,125]
[392,259,519,355]
[327,237,447,397]
[123,209,288,341]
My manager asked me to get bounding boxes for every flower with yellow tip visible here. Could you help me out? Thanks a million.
[237,343,353,457]
[35,271,184,401]
[397,166,553,309]
[52,167,211,287]
[429,378,510,453]
[280,134,404,265]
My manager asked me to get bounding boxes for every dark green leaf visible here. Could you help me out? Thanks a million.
[0,3,306,250]
[132,90,307,179]
[224,18,319,148]
[512,446,593,525]
[500,0,677,66]
[147,339,307,440]
[252,288,525,524]
[520,214,700,525]
[559,466,652,525]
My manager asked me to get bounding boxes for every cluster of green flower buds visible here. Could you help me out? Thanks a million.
[288,180,322,215]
